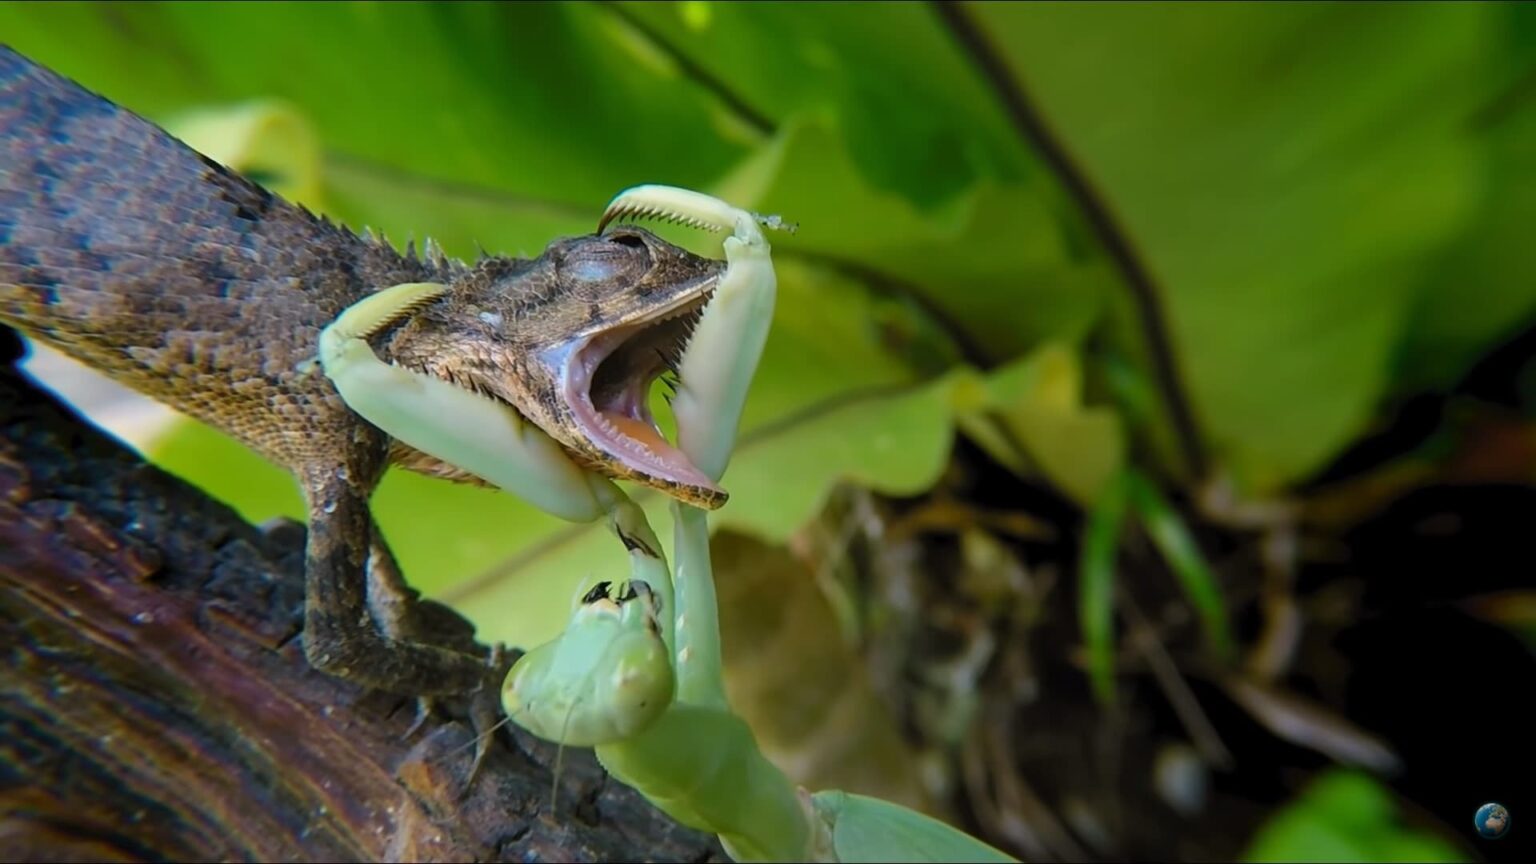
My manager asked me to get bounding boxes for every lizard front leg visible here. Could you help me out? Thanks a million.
[316,279,666,676]
[366,518,488,731]
[366,519,476,653]
[300,456,489,696]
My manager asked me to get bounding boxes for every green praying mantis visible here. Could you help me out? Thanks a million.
[319,185,1015,863]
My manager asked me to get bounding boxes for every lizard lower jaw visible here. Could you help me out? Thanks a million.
[551,303,725,500]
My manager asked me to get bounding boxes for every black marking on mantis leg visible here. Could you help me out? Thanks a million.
[615,528,658,558]
[582,581,615,604]
[616,580,667,636]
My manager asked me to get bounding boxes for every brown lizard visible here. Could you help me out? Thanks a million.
[0,45,728,697]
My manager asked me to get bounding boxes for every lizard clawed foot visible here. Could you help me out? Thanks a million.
[457,644,516,800]
[404,695,438,740]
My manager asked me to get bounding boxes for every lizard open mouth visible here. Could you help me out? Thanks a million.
[550,285,721,497]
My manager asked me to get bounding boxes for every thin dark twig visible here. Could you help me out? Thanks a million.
[595,0,776,136]
[792,250,995,370]
[932,2,1208,481]
[1119,591,1234,770]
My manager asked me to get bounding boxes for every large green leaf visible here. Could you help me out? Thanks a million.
[14,1,1536,654]
[0,2,746,203]
[970,2,1512,491]
[611,3,1112,362]
[1397,6,1536,389]
[714,119,1109,363]
[614,1,1030,205]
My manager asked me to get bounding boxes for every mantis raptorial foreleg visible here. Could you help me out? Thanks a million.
[501,185,812,858]
[600,184,779,711]
[316,249,674,763]
[319,281,617,524]
[501,186,1016,861]
[323,291,680,645]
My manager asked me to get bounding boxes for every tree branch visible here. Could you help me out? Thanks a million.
[0,326,722,863]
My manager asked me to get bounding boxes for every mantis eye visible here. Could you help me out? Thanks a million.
[582,581,615,604]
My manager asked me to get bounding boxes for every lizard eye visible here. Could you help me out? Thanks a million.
[560,236,650,285]
[564,256,622,284]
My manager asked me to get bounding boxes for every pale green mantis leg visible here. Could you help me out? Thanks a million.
[602,184,777,710]
[497,185,1015,862]
[596,187,812,859]
[318,281,615,524]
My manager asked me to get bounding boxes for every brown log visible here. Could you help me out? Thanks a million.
[0,326,723,863]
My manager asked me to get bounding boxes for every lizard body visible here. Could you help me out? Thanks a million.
[0,46,725,696]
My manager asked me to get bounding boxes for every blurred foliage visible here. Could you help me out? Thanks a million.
[8,0,1526,638]
[1241,770,1467,863]
[5,2,1534,853]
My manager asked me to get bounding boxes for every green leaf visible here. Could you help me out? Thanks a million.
[957,343,1126,506]
[1079,470,1131,706]
[715,118,1110,363]
[1397,6,1536,389]
[0,2,748,205]
[970,2,1511,490]
[1127,472,1234,661]
[614,1,1031,205]
[1243,770,1468,863]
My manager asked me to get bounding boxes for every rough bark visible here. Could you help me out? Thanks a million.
[0,326,723,863]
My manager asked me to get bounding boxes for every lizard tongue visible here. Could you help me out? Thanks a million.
[584,396,720,493]
[603,414,677,461]
[561,327,724,496]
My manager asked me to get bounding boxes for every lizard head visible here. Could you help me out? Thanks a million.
[386,225,728,508]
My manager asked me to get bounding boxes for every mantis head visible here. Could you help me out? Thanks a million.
[503,579,674,747]
[384,225,729,508]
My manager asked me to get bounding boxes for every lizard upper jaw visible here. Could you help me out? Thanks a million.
[542,280,722,499]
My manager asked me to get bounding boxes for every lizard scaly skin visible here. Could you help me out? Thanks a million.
[0,47,723,696]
